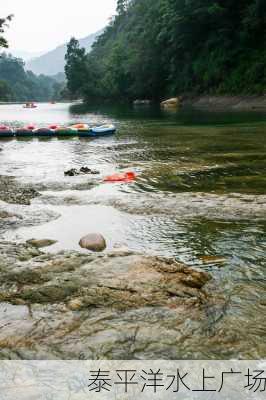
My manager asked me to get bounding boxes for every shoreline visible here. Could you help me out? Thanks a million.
[1,95,266,113]
[181,94,266,112]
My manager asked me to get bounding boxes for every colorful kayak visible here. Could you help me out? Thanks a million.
[55,127,78,136]
[90,124,116,136]
[0,126,14,138]
[33,128,54,137]
[15,128,35,137]
[68,123,89,137]
[70,123,89,131]
[1,123,117,139]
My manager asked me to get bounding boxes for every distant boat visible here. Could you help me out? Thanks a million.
[23,102,37,109]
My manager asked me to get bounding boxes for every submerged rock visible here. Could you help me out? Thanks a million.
[0,175,39,205]
[79,233,106,252]
[26,239,57,248]
[64,167,100,176]
[0,202,60,234]
[0,210,16,219]
[198,255,227,266]
[0,241,225,359]
[100,192,266,220]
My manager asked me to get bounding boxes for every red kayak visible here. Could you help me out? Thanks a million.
[104,171,136,183]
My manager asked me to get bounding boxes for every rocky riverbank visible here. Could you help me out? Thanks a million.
[0,240,225,359]
[0,173,227,359]
[159,95,266,111]
[182,95,266,111]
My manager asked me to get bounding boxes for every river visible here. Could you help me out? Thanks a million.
[0,101,265,359]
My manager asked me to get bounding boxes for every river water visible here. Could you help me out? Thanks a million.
[0,102,266,358]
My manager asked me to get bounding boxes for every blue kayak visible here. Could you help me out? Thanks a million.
[90,124,116,137]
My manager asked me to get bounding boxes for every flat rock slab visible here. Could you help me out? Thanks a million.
[0,242,225,359]
[100,192,266,220]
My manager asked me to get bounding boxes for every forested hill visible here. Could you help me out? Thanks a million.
[65,0,266,102]
[0,53,64,102]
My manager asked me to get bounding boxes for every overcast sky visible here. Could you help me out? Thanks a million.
[2,0,117,53]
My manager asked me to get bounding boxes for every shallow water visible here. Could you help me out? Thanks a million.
[0,102,266,359]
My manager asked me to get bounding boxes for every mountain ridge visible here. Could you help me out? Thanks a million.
[8,50,44,61]
[26,29,102,76]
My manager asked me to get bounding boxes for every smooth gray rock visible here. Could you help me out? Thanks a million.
[79,233,106,252]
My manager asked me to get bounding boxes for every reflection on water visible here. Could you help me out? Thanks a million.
[0,102,266,358]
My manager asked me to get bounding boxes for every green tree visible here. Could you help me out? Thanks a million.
[0,52,62,101]
[0,15,12,48]
[65,37,88,98]
[116,0,128,15]
[65,0,266,101]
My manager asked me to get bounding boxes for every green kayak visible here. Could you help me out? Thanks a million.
[55,127,78,136]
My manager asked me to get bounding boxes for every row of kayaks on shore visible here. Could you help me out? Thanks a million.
[0,123,116,138]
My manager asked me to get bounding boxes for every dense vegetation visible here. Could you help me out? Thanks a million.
[0,16,64,102]
[0,15,12,49]
[65,0,266,102]
[0,53,64,102]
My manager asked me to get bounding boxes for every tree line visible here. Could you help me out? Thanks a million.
[65,0,266,102]
[0,53,65,102]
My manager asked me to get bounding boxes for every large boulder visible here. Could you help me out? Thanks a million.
[160,97,181,108]
[79,233,106,252]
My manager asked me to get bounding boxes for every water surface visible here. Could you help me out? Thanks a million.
[0,102,265,359]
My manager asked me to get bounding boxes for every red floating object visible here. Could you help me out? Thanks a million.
[0,125,8,130]
[49,124,58,130]
[104,171,136,183]
[27,125,36,130]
